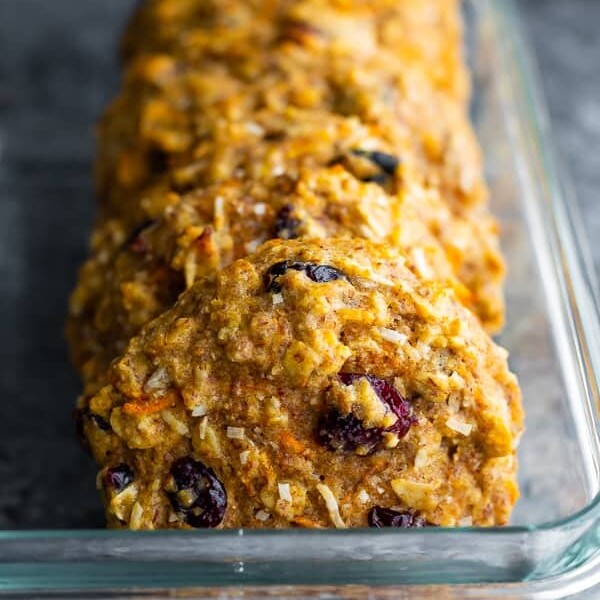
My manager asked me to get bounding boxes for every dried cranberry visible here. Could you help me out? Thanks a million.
[318,411,381,453]
[123,220,157,254]
[104,464,134,493]
[351,150,399,175]
[265,261,349,292]
[368,506,429,528]
[318,374,415,454]
[338,374,414,438]
[274,204,301,240]
[166,457,227,528]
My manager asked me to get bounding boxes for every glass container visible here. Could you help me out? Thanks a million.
[1,0,599,597]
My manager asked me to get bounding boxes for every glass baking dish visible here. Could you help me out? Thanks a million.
[1,0,600,597]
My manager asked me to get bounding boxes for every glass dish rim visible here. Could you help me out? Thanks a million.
[2,0,600,595]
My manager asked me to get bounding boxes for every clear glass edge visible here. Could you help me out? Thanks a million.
[2,0,600,596]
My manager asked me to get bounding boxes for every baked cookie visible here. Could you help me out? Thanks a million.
[97,40,482,224]
[93,40,505,329]
[68,166,470,386]
[80,239,522,530]
[121,0,469,101]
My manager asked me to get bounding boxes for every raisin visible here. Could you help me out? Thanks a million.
[318,374,415,454]
[368,506,429,528]
[148,148,169,174]
[104,464,134,493]
[166,457,227,528]
[90,413,111,431]
[279,19,323,45]
[265,261,349,293]
[123,220,157,254]
[351,150,399,175]
[75,409,111,451]
[264,130,286,142]
[274,204,301,240]
[361,173,388,186]
[330,149,400,188]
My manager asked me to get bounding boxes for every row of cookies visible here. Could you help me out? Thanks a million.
[69,0,522,529]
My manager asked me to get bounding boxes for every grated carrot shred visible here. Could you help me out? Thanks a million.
[279,431,307,454]
[293,516,323,529]
[123,393,175,416]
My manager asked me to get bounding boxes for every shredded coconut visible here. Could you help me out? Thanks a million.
[368,272,396,287]
[144,367,170,393]
[255,510,271,522]
[184,250,197,289]
[357,490,370,504]
[342,261,395,287]
[391,478,436,510]
[316,484,347,529]
[245,239,262,253]
[449,371,465,388]
[245,121,265,136]
[227,426,245,440]
[364,212,389,239]
[198,417,208,440]
[272,293,284,306]
[214,196,226,229]
[191,404,207,417]
[412,247,434,279]
[239,450,251,465]
[129,502,144,530]
[278,482,292,503]
[379,327,408,346]
[446,416,473,436]
[414,448,428,469]
[252,203,267,216]
[162,410,190,436]
[447,394,461,414]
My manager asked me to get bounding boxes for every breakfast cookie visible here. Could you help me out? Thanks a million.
[97,41,482,224]
[80,239,522,530]
[68,167,470,386]
[93,44,505,329]
[121,0,469,101]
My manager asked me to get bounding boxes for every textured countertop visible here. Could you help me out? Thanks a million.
[0,0,598,594]
[522,0,600,268]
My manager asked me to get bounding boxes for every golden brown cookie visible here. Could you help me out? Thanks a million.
[80,239,522,530]
[68,166,472,386]
[97,43,482,224]
[121,0,469,101]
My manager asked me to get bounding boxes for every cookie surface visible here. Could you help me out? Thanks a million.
[89,0,505,332]
[80,239,522,530]
[121,0,469,101]
[97,39,481,224]
[68,166,501,387]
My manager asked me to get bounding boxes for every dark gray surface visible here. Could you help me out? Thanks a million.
[0,0,136,529]
[0,0,598,533]
[521,0,600,267]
